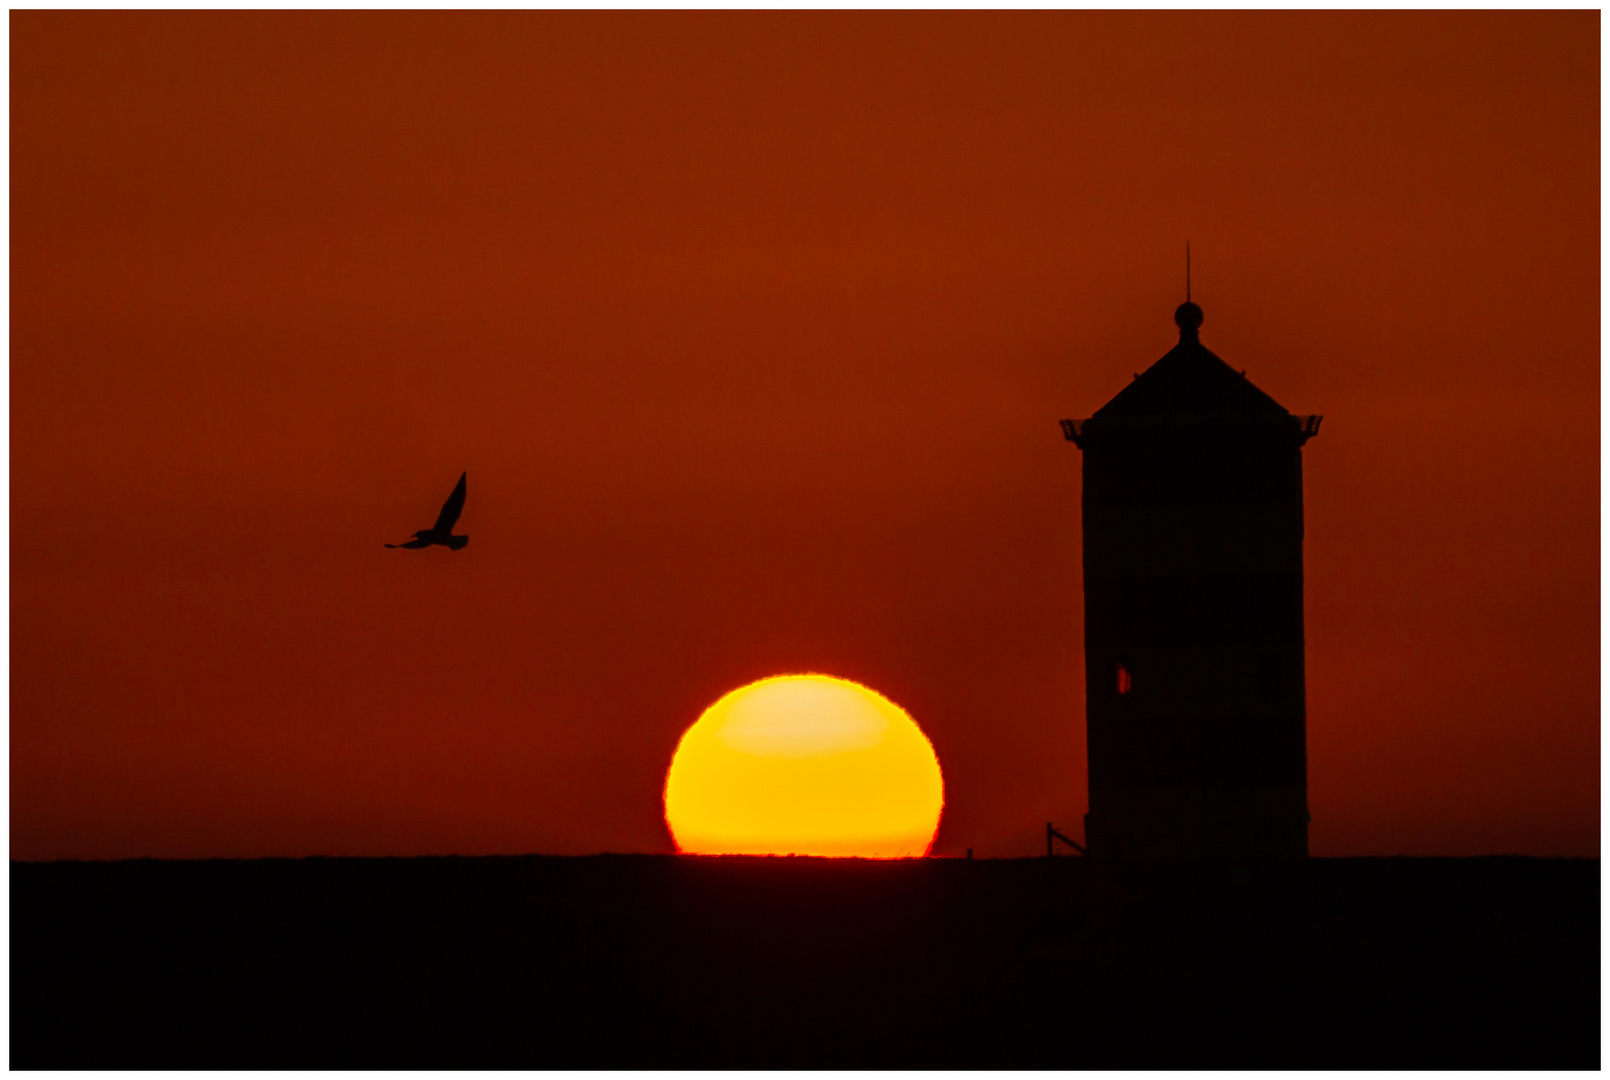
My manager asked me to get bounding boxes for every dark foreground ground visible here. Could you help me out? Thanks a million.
[11,854,1599,1068]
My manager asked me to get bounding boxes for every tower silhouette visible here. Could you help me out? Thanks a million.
[1061,299,1321,859]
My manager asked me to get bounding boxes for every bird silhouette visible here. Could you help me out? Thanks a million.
[386,472,469,550]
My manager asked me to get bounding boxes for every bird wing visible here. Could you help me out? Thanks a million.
[433,472,467,533]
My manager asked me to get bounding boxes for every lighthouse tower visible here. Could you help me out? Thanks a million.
[1061,299,1320,859]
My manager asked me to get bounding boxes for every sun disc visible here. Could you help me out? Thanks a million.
[664,674,944,858]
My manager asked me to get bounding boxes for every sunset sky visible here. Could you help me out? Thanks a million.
[12,11,1598,860]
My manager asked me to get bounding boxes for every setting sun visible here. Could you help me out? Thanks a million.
[664,675,944,858]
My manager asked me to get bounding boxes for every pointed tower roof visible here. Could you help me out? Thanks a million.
[1061,302,1321,447]
[1095,302,1289,418]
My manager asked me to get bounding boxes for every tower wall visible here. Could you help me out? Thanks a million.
[1080,422,1310,859]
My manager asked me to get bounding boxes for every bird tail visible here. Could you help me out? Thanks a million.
[448,535,469,551]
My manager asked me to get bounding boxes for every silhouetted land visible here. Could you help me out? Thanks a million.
[11,854,1597,1068]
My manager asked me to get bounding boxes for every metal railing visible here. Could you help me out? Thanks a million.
[1060,414,1324,444]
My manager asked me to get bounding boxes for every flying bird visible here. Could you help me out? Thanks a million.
[387,472,470,550]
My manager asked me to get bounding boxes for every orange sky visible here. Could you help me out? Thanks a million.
[12,11,1598,860]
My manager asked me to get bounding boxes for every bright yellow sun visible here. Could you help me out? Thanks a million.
[664,674,944,858]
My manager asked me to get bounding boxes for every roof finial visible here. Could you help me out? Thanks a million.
[1174,243,1203,336]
